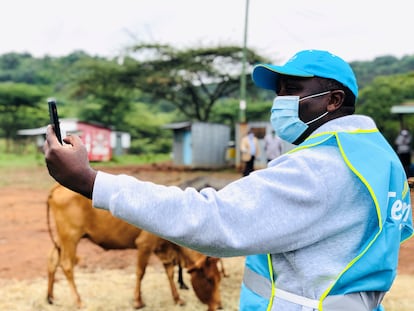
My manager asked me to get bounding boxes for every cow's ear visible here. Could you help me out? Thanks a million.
[187,265,196,273]
[187,256,206,273]
[206,256,219,266]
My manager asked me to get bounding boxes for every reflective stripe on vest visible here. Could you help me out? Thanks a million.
[243,265,319,309]
[243,264,384,310]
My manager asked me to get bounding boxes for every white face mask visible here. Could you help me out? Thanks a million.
[270,91,330,144]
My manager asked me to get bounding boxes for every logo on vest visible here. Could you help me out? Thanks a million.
[388,191,411,229]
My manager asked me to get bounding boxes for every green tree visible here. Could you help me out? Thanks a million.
[357,72,414,144]
[351,54,414,89]
[120,44,269,122]
[70,57,175,154]
[210,98,272,128]
[124,102,173,154]
[0,82,46,151]
[70,58,139,130]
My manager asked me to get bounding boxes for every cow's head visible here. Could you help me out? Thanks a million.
[187,256,222,310]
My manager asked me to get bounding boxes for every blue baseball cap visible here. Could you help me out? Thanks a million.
[252,50,358,98]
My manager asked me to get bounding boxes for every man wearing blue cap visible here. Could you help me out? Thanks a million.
[44,50,413,310]
[252,49,359,145]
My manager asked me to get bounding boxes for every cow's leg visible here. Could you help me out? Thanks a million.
[59,237,83,308]
[47,246,60,304]
[177,263,189,290]
[134,247,152,309]
[213,285,223,310]
[164,262,185,306]
[219,259,229,277]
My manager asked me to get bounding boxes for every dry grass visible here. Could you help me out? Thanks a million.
[0,257,413,311]
[382,274,414,310]
[0,257,244,311]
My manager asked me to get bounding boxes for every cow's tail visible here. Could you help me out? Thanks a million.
[46,184,61,257]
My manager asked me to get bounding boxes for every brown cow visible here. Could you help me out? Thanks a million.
[46,183,222,310]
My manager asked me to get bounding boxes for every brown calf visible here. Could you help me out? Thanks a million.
[46,183,222,310]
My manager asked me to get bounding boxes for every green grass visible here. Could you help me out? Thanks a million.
[103,153,171,166]
[0,138,44,168]
[0,150,171,170]
[0,150,171,190]
[0,138,172,170]
[0,151,46,168]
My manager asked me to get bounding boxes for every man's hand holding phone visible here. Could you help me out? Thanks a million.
[44,99,97,199]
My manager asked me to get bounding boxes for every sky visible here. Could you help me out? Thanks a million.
[1,0,413,64]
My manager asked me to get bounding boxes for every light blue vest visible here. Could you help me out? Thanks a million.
[240,129,413,311]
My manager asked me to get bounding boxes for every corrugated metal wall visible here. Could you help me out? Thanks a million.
[172,130,184,165]
[191,123,230,168]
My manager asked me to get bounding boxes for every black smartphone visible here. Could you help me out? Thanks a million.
[48,98,63,144]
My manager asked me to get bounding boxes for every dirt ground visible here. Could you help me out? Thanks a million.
[0,163,243,280]
[1,162,414,310]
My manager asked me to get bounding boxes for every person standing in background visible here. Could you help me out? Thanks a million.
[395,128,412,177]
[264,130,283,162]
[240,129,260,176]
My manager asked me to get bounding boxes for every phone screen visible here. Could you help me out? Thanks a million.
[48,98,63,144]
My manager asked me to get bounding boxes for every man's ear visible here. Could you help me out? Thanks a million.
[327,90,345,112]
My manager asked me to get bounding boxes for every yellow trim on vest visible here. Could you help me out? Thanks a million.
[318,130,383,310]
[283,128,384,311]
[287,134,333,154]
[403,180,409,199]
[266,254,275,311]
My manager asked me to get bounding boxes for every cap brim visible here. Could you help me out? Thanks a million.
[252,64,314,91]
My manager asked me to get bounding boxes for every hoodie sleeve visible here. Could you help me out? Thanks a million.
[92,145,362,257]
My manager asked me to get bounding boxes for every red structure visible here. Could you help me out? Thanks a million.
[18,118,131,162]
[76,122,112,162]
